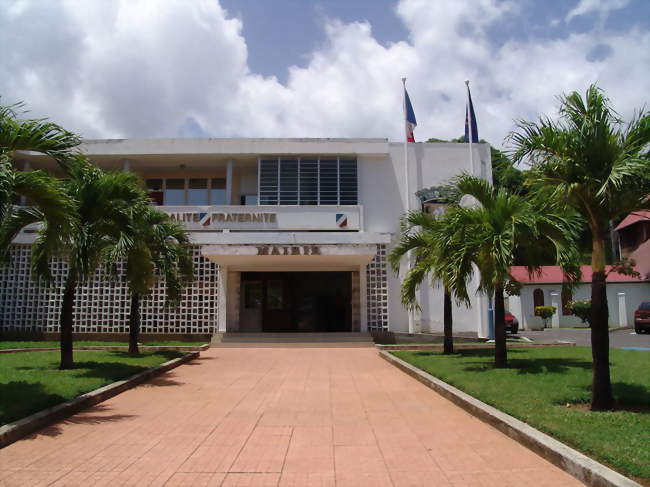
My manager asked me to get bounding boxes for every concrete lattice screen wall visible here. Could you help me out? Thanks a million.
[0,244,390,334]
[0,245,219,335]
[366,244,389,331]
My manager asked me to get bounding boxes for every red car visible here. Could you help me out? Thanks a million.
[634,302,650,334]
[505,312,519,334]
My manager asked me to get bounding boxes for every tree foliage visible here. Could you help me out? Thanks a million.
[441,174,580,367]
[507,84,650,410]
[388,209,474,354]
[112,205,194,354]
[0,103,77,265]
[535,306,556,327]
[567,300,591,326]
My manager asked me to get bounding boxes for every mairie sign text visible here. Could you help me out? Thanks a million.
[256,245,320,255]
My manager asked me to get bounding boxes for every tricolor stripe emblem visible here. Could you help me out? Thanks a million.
[199,212,211,227]
[336,213,347,228]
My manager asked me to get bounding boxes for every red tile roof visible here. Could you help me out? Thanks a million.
[510,265,646,284]
[615,210,650,231]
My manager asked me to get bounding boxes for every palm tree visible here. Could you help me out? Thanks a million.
[0,103,78,263]
[389,210,473,354]
[33,156,150,369]
[116,206,194,354]
[447,174,580,368]
[508,85,650,409]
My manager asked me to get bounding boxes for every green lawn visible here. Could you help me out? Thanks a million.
[0,340,207,349]
[393,347,650,483]
[0,350,183,425]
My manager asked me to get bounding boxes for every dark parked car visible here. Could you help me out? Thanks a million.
[505,312,519,334]
[634,302,650,334]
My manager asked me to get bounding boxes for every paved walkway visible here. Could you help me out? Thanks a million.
[0,348,583,486]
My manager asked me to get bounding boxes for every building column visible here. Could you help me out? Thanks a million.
[217,265,228,333]
[617,292,628,328]
[550,291,560,328]
[351,270,360,332]
[359,265,368,332]
[227,271,241,332]
[226,159,233,205]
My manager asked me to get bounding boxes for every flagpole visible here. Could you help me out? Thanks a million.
[402,77,415,334]
[465,79,475,176]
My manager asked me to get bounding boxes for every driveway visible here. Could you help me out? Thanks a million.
[520,327,650,350]
[0,348,582,486]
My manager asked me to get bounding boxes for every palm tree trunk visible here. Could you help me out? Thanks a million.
[590,234,613,410]
[128,293,141,355]
[493,285,507,368]
[59,275,77,369]
[443,287,453,354]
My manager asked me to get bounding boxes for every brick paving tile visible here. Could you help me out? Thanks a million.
[0,348,585,486]
[220,473,281,486]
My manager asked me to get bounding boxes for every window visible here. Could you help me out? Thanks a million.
[562,288,573,315]
[165,179,185,205]
[279,159,298,205]
[258,156,358,205]
[339,159,358,205]
[210,178,227,205]
[240,194,258,205]
[533,288,544,315]
[259,159,279,205]
[299,159,318,205]
[147,178,231,205]
[146,179,163,205]
[188,179,208,205]
[319,159,338,205]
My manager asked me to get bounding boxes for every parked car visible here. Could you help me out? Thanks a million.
[505,312,519,334]
[634,302,650,334]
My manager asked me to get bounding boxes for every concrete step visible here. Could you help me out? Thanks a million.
[211,332,375,346]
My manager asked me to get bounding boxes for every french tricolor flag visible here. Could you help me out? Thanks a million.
[403,79,417,142]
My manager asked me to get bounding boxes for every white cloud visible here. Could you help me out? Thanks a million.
[566,0,630,23]
[0,0,648,150]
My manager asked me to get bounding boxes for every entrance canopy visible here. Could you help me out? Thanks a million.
[201,244,377,268]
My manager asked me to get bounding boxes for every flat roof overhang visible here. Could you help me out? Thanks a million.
[189,231,391,246]
[201,244,377,268]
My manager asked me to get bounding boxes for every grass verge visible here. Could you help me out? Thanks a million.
[392,346,650,483]
[0,340,206,349]
[0,350,183,425]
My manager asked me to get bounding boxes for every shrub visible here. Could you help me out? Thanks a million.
[535,305,556,328]
[567,300,591,326]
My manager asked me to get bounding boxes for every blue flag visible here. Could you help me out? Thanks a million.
[464,87,479,143]
[404,87,417,142]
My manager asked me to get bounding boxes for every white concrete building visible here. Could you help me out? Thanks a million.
[3,138,492,339]
[508,266,650,330]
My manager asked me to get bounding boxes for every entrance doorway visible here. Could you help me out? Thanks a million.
[240,272,352,332]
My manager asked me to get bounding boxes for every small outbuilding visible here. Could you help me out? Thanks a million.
[507,266,649,330]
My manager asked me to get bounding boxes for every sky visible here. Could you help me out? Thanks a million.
[1,0,649,148]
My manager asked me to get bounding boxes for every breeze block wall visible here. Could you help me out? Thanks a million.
[366,244,389,331]
[0,245,219,335]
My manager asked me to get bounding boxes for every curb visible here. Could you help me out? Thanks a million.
[0,351,199,449]
[0,344,209,354]
[376,342,576,352]
[379,350,641,487]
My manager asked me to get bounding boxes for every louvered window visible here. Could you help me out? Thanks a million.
[258,157,357,205]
